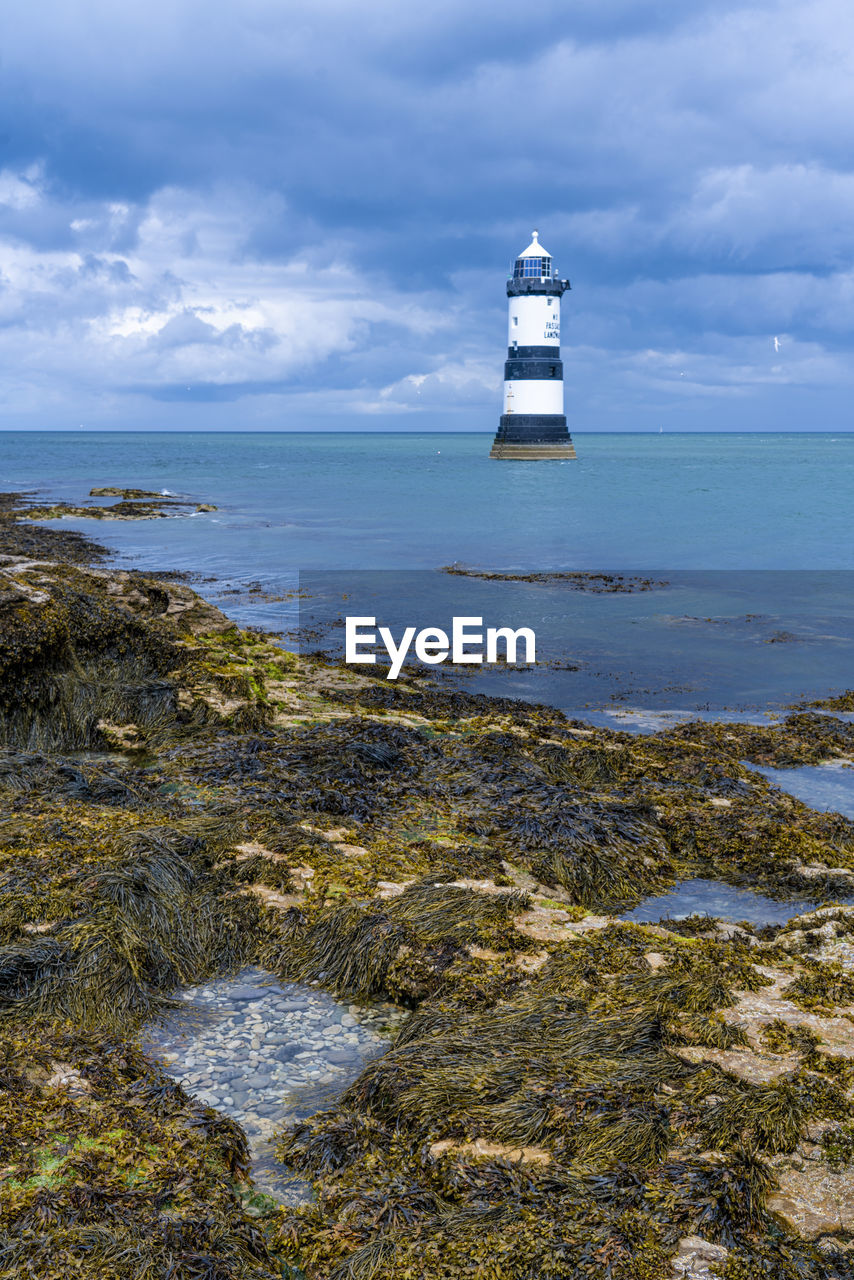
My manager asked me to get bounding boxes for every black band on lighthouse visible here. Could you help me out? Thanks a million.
[506,278,569,298]
[496,414,569,441]
[498,414,567,428]
[507,345,560,359]
[504,359,563,380]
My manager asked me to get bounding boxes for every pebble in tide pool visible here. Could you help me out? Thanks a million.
[144,967,401,1202]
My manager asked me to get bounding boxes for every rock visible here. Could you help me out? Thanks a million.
[429,1138,551,1165]
[89,487,164,498]
[44,1062,91,1096]
[228,986,266,1001]
[796,907,854,927]
[674,1045,799,1083]
[272,1045,298,1062]
[331,841,370,859]
[375,880,408,898]
[245,1073,272,1089]
[768,1160,854,1237]
[671,1236,729,1278]
[0,575,50,607]
[794,865,854,885]
[715,922,753,942]
[97,719,146,749]
[326,1049,356,1065]
[255,1100,283,1116]
[725,966,854,1058]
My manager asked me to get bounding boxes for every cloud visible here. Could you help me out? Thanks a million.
[0,176,462,422]
[0,0,852,428]
[557,163,854,277]
[375,359,499,413]
[0,164,44,211]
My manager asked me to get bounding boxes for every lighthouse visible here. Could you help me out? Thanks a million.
[490,230,577,460]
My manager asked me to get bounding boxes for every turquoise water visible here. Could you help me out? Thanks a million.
[2,430,853,571]
[2,431,853,714]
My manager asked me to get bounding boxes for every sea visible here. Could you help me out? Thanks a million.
[2,430,853,724]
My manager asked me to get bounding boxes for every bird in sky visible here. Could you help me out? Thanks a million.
[773,336,781,353]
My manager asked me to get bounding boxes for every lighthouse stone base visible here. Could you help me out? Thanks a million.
[490,414,577,460]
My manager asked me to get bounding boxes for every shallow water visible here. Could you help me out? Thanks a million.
[524,706,854,736]
[4,430,854,717]
[586,708,854,736]
[750,761,854,819]
[587,707,785,734]
[621,878,823,926]
[144,966,402,1201]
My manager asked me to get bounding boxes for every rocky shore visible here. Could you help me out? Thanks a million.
[1,499,854,1278]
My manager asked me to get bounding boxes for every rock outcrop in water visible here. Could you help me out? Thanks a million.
[1,501,854,1278]
[1,487,217,526]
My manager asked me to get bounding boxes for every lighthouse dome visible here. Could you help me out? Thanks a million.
[513,229,553,279]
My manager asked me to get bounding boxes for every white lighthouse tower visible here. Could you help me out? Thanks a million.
[490,230,576,460]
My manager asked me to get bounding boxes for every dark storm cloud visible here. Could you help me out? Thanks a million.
[0,0,852,429]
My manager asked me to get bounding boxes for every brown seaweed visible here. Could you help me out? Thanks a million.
[2,500,853,1278]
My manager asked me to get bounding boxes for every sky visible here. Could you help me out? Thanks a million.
[1,0,853,432]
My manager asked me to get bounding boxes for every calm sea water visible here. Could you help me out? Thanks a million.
[2,430,852,572]
[2,431,853,718]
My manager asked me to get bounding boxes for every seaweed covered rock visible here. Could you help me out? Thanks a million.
[273,924,854,1278]
[0,556,265,751]
[0,1026,282,1280]
[261,879,533,1004]
[2,507,854,1278]
[3,487,216,521]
